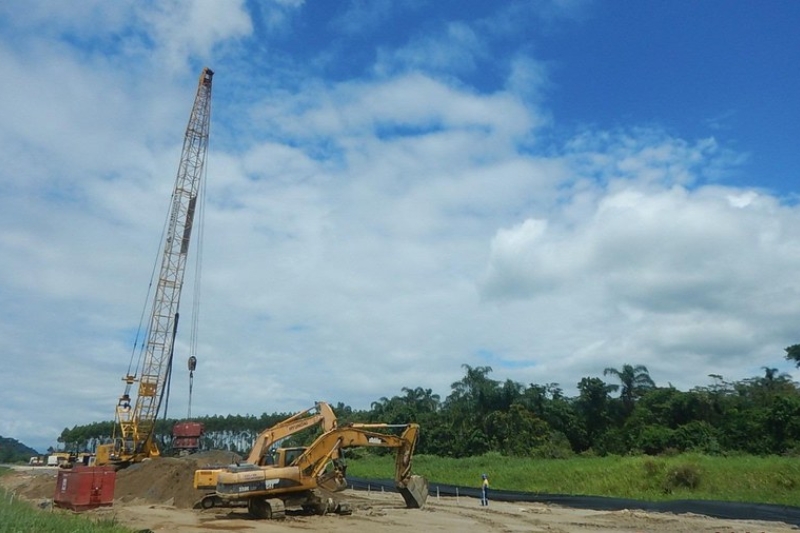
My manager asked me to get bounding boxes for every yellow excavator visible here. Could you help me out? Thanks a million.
[193,401,338,507]
[211,423,428,519]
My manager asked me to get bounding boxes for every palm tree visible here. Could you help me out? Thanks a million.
[401,386,440,413]
[603,363,655,413]
[370,396,392,418]
[785,344,800,367]
[761,366,791,385]
[757,366,794,399]
[448,364,497,414]
[449,365,493,397]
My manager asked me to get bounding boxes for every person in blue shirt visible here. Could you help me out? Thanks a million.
[481,473,489,506]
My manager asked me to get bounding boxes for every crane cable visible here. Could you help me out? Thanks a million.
[187,98,210,421]
[126,186,177,387]
[186,132,208,420]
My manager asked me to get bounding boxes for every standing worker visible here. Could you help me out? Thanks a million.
[480,473,489,506]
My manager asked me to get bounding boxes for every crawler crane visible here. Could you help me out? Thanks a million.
[96,67,214,467]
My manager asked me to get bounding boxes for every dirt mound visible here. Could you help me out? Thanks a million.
[1,469,58,500]
[115,450,241,509]
[0,450,243,510]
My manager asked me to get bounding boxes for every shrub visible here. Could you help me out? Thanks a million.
[781,442,800,457]
[673,421,719,453]
[664,463,702,491]
[531,432,574,459]
[636,426,674,455]
[642,458,666,478]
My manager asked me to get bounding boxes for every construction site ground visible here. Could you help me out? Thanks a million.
[2,452,798,533]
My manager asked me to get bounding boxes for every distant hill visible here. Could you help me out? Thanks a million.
[0,435,40,463]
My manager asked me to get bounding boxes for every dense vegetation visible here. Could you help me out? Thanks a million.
[0,437,39,464]
[56,347,800,461]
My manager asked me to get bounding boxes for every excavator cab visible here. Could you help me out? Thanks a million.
[275,446,306,467]
[263,446,305,467]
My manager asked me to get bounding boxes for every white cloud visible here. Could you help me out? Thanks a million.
[0,2,797,453]
[253,72,541,150]
[136,0,253,71]
[378,22,487,76]
[480,146,800,394]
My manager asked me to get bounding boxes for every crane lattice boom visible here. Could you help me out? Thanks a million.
[100,67,213,466]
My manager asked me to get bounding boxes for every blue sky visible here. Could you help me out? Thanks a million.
[543,1,799,194]
[1,0,799,453]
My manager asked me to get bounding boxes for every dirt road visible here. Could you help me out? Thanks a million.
[108,491,800,533]
[2,464,798,533]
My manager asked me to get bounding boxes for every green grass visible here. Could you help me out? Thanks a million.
[0,469,134,533]
[345,452,800,507]
[3,453,799,530]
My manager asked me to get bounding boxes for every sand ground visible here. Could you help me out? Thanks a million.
[2,459,798,533]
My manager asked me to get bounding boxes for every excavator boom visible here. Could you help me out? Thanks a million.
[295,423,418,480]
[247,401,337,465]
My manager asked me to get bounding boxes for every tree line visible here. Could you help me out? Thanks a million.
[57,346,800,458]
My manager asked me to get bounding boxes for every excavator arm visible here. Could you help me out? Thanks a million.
[297,423,426,509]
[296,423,419,485]
[247,401,337,465]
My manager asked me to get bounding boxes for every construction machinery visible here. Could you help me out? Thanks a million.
[211,423,428,519]
[47,452,73,467]
[171,355,204,456]
[96,67,214,467]
[193,401,338,508]
[246,401,338,466]
[172,421,204,456]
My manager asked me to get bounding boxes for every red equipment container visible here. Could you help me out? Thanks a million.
[54,465,116,511]
[173,421,204,453]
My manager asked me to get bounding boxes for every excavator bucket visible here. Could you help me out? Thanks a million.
[397,475,428,509]
[317,470,348,493]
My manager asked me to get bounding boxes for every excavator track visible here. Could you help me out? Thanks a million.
[247,497,286,519]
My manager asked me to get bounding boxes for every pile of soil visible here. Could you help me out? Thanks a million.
[2,469,58,500]
[1,450,242,509]
[115,450,241,509]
